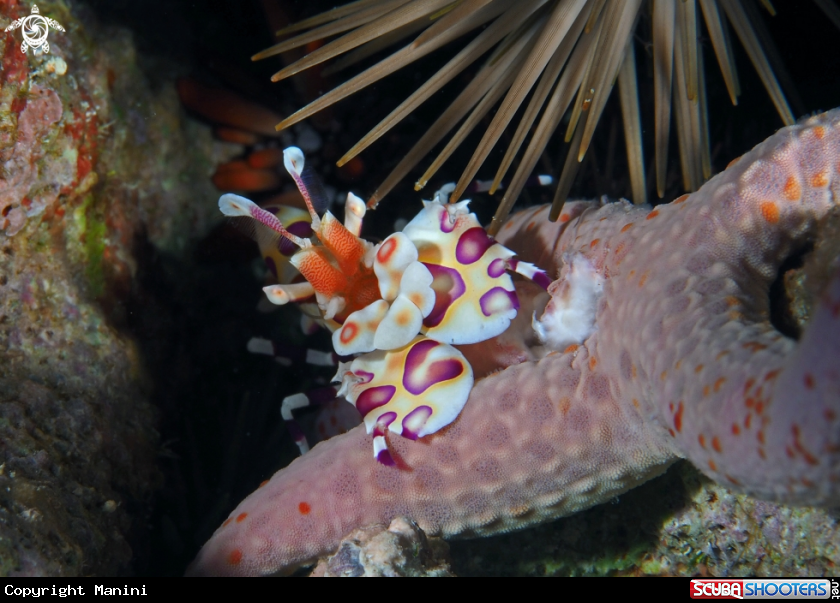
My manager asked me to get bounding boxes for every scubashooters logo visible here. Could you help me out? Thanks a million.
[691,579,835,599]
[4,4,65,54]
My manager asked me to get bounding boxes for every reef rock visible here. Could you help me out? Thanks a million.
[310,517,453,577]
[0,0,236,575]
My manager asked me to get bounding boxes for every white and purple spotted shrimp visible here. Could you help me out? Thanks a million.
[219,147,549,464]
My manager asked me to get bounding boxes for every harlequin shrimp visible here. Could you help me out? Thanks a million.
[219,147,550,466]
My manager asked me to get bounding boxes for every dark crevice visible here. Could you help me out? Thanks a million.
[768,241,814,340]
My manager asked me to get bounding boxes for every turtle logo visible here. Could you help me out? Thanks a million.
[4,5,65,54]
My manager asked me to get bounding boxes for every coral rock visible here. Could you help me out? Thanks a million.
[310,517,453,577]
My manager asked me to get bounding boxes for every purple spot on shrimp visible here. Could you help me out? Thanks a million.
[356,385,396,417]
[404,339,439,367]
[404,340,464,395]
[264,256,278,278]
[533,271,551,291]
[376,447,396,466]
[373,411,397,433]
[455,227,495,265]
[479,287,519,317]
[354,370,374,384]
[288,220,313,238]
[439,208,456,233]
[287,420,305,442]
[277,238,296,257]
[401,406,433,440]
[423,263,466,328]
[487,258,506,278]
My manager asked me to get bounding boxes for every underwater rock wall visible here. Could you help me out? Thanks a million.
[0,0,237,575]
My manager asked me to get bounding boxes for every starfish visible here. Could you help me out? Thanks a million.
[188,109,840,576]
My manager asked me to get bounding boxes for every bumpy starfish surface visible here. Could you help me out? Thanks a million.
[189,110,840,576]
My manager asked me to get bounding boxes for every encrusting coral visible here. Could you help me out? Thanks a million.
[188,108,840,576]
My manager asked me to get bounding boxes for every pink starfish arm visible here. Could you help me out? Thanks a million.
[188,109,840,576]
[187,345,676,576]
[500,110,840,504]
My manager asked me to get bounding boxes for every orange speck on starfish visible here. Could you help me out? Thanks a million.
[298,502,311,515]
[811,171,829,188]
[558,397,571,415]
[783,176,801,201]
[760,201,780,224]
[674,402,684,433]
[743,341,767,352]
[227,549,243,565]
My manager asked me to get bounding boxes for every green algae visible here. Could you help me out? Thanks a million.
[70,194,107,298]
